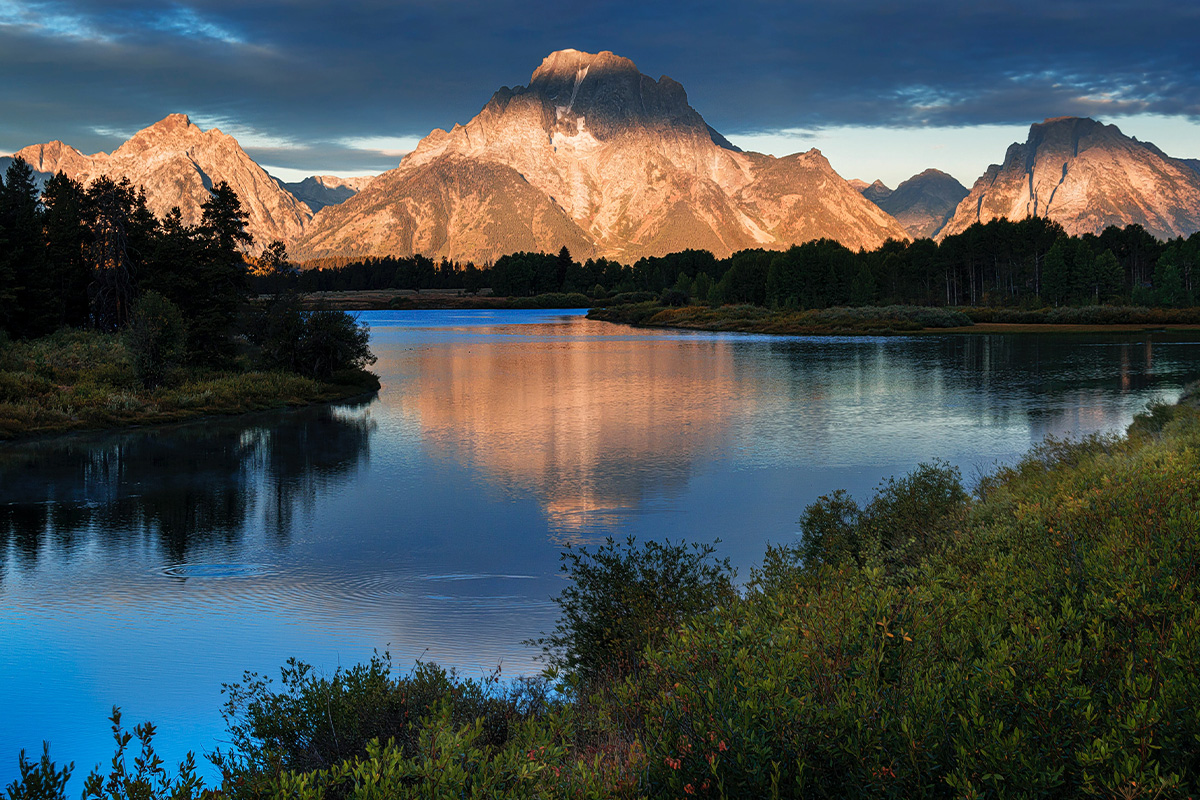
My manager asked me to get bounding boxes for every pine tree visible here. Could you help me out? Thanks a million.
[189,182,252,365]
[0,158,46,336]
[42,173,92,329]
[1042,239,1070,306]
[1095,250,1124,303]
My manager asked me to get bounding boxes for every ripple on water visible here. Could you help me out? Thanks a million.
[158,563,275,579]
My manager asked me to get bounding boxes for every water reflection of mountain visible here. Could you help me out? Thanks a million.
[391,327,1199,533]
[0,403,374,567]
[390,336,747,541]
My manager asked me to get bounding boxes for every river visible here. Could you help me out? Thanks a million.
[2,309,1198,783]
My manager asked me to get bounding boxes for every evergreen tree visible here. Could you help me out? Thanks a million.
[142,207,201,318]
[555,246,573,291]
[1153,251,1187,307]
[850,261,877,307]
[1069,238,1096,303]
[1042,239,1070,306]
[189,182,252,365]
[84,176,140,331]
[1095,250,1124,302]
[0,158,46,336]
[42,173,92,329]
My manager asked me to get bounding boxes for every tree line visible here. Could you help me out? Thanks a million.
[0,157,372,384]
[6,152,1198,318]
[289,218,1199,309]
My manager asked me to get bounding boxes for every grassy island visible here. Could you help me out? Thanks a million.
[11,383,1200,798]
[0,329,379,441]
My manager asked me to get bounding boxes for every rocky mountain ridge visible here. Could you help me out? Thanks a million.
[297,49,910,261]
[278,174,376,212]
[856,169,968,239]
[8,114,313,247]
[939,117,1200,240]
[7,71,1200,261]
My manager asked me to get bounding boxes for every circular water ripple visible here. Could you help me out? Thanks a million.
[159,563,274,579]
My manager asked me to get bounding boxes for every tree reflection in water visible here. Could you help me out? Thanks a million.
[0,401,374,569]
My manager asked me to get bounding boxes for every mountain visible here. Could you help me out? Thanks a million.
[9,115,312,247]
[939,117,1200,241]
[279,174,376,212]
[298,49,909,262]
[859,179,892,204]
[865,169,967,239]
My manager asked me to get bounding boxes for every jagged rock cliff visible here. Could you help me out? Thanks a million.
[939,117,1200,241]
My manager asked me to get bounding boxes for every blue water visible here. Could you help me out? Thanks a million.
[2,309,1198,785]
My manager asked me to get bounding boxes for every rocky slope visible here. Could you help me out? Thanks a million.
[10,115,313,247]
[279,174,376,212]
[298,49,909,261]
[865,169,967,239]
[939,117,1200,240]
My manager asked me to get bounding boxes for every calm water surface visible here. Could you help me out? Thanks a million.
[2,309,1199,782]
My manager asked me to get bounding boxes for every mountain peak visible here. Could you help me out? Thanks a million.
[530,49,639,85]
[860,178,893,204]
[151,113,197,133]
[298,49,909,261]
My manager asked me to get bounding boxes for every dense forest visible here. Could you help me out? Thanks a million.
[0,157,372,381]
[288,218,1199,310]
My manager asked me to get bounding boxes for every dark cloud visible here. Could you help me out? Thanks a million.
[2,0,1197,174]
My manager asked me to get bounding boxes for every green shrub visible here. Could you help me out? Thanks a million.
[784,461,969,580]
[294,310,376,380]
[125,291,186,388]
[213,651,552,785]
[5,743,72,800]
[658,288,689,307]
[615,412,1200,798]
[533,537,736,690]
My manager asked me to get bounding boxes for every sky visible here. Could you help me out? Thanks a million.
[1,0,1198,187]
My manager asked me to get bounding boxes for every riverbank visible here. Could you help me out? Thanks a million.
[588,302,1200,335]
[0,329,379,441]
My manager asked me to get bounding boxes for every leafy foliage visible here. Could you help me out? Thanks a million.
[4,743,72,800]
[534,536,736,689]
[80,708,203,800]
[212,652,555,796]
[125,291,186,388]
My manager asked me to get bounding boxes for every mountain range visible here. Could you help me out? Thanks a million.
[3,49,1200,261]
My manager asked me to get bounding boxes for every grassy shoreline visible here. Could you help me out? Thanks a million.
[0,329,379,441]
[588,302,1200,335]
